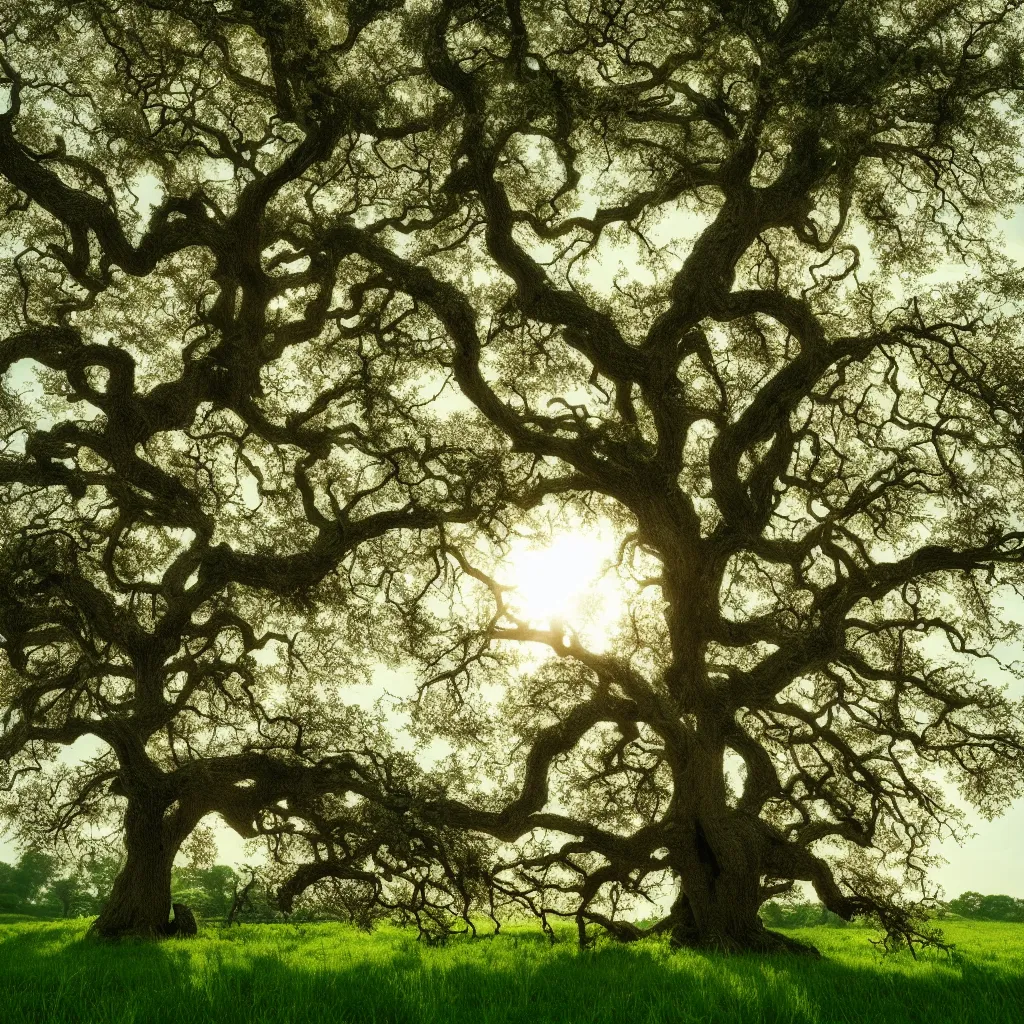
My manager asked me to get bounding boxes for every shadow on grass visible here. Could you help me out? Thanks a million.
[0,922,1020,1024]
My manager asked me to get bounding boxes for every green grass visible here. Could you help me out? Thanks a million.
[0,917,1020,1024]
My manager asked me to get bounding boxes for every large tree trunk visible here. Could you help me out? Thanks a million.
[663,735,821,956]
[669,823,754,948]
[90,795,180,939]
[668,890,818,955]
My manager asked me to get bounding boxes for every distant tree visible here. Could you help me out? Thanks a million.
[171,864,240,922]
[760,900,848,929]
[78,854,123,915]
[948,891,987,918]
[948,892,1024,922]
[44,873,90,918]
[2,0,1024,957]
[1,848,123,917]
[0,849,56,914]
[979,895,1024,922]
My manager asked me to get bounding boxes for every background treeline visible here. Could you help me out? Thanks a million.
[942,893,1024,923]
[0,853,279,923]
[757,894,1024,928]
[0,851,117,919]
[4,849,1023,926]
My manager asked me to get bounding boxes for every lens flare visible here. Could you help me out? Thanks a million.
[504,530,623,649]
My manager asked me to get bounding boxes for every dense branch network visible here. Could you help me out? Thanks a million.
[1,0,1023,951]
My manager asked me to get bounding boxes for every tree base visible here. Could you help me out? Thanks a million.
[586,910,822,957]
[89,902,197,941]
[670,925,821,958]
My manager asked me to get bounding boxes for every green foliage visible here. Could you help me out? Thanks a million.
[0,851,121,918]
[171,864,282,925]
[171,864,239,922]
[43,876,90,919]
[759,900,849,929]
[0,918,1021,1024]
[948,892,1024,923]
[0,850,53,913]
[0,850,61,916]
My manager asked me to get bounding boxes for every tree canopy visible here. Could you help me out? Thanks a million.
[1,0,1024,953]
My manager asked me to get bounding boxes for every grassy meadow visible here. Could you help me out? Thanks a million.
[0,915,1020,1024]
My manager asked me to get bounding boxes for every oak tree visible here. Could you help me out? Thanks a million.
[0,0,505,937]
[2,0,1024,954]
[267,0,1024,953]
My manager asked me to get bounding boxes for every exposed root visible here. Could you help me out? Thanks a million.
[583,909,822,957]
[165,903,198,938]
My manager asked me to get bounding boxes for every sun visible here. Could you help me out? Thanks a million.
[503,529,624,649]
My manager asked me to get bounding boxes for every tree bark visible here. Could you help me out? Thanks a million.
[663,737,822,956]
[664,817,820,956]
[167,902,198,937]
[90,795,180,939]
